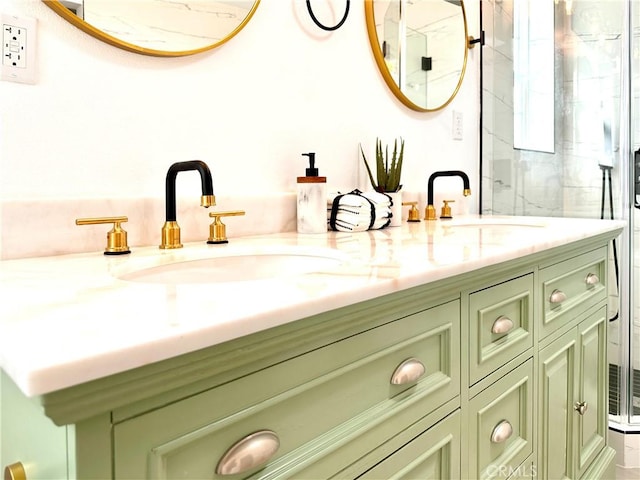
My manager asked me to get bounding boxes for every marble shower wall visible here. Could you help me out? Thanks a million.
[482,0,625,219]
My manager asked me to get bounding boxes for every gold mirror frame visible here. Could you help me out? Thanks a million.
[365,0,470,112]
[43,0,260,57]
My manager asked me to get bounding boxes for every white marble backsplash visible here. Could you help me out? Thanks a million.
[0,194,298,260]
[0,191,440,260]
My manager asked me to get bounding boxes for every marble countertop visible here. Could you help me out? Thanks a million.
[0,215,625,397]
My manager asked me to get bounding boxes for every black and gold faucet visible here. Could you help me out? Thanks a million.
[160,160,215,249]
[425,170,471,220]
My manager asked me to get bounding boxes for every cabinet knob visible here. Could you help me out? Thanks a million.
[490,420,513,444]
[585,273,600,286]
[574,401,588,416]
[390,358,426,385]
[491,315,514,334]
[216,430,279,476]
[76,216,131,255]
[549,289,567,305]
[4,462,26,480]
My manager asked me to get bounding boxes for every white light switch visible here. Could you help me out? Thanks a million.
[452,110,463,140]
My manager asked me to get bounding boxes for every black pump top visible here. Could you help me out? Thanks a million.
[302,152,319,176]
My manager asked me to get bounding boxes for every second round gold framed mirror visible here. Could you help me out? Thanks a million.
[365,0,470,112]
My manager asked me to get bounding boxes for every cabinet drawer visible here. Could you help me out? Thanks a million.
[468,274,534,385]
[356,409,461,480]
[539,247,607,339]
[114,300,460,480]
[468,359,534,480]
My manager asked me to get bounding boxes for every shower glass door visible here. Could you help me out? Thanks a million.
[481,0,638,427]
[629,0,640,427]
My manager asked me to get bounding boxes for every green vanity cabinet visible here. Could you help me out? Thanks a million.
[0,237,619,480]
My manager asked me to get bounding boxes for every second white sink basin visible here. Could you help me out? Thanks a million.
[118,246,345,285]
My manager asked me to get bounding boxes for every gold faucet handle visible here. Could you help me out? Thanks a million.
[208,210,246,244]
[440,200,455,219]
[76,216,131,255]
[402,202,421,222]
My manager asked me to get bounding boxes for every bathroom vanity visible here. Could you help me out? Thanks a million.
[0,216,624,479]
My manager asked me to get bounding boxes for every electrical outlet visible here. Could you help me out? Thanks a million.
[452,110,463,140]
[1,13,37,84]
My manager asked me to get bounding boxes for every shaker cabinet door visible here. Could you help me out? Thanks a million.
[574,307,607,479]
[538,306,608,480]
[539,328,576,480]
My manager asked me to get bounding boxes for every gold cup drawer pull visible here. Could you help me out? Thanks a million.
[574,401,588,416]
[216,430,280,476]
[490,420,514,444]
[491,315,514,334]
[585,273,600,286]
[4,462,26,480]
[390,358,426,385]
[549,289,567,305]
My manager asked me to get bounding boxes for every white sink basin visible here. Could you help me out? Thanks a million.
[118,246,345,285]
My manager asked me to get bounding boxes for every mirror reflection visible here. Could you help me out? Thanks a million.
[44,0,260,56]
[513,0,555,153]
[365,0,469,111]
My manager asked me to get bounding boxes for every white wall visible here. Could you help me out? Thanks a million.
[0,0,480,254]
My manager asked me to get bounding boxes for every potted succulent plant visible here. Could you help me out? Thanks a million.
[359,137,405,193]
[359,137,405,226]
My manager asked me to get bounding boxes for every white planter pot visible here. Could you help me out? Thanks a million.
[387,191,402,227]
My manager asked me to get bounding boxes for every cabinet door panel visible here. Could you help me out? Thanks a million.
[539,330,576,480]
[575,307,607,479]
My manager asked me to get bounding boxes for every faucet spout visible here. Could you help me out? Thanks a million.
[426,170,471,220]
[165,160,215,221]
[160,160,216,249]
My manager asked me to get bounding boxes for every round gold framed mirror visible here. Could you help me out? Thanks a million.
[43,0,260,57]
[365,0,470,112]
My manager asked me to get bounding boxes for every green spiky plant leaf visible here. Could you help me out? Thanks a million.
[359,137,404,192]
